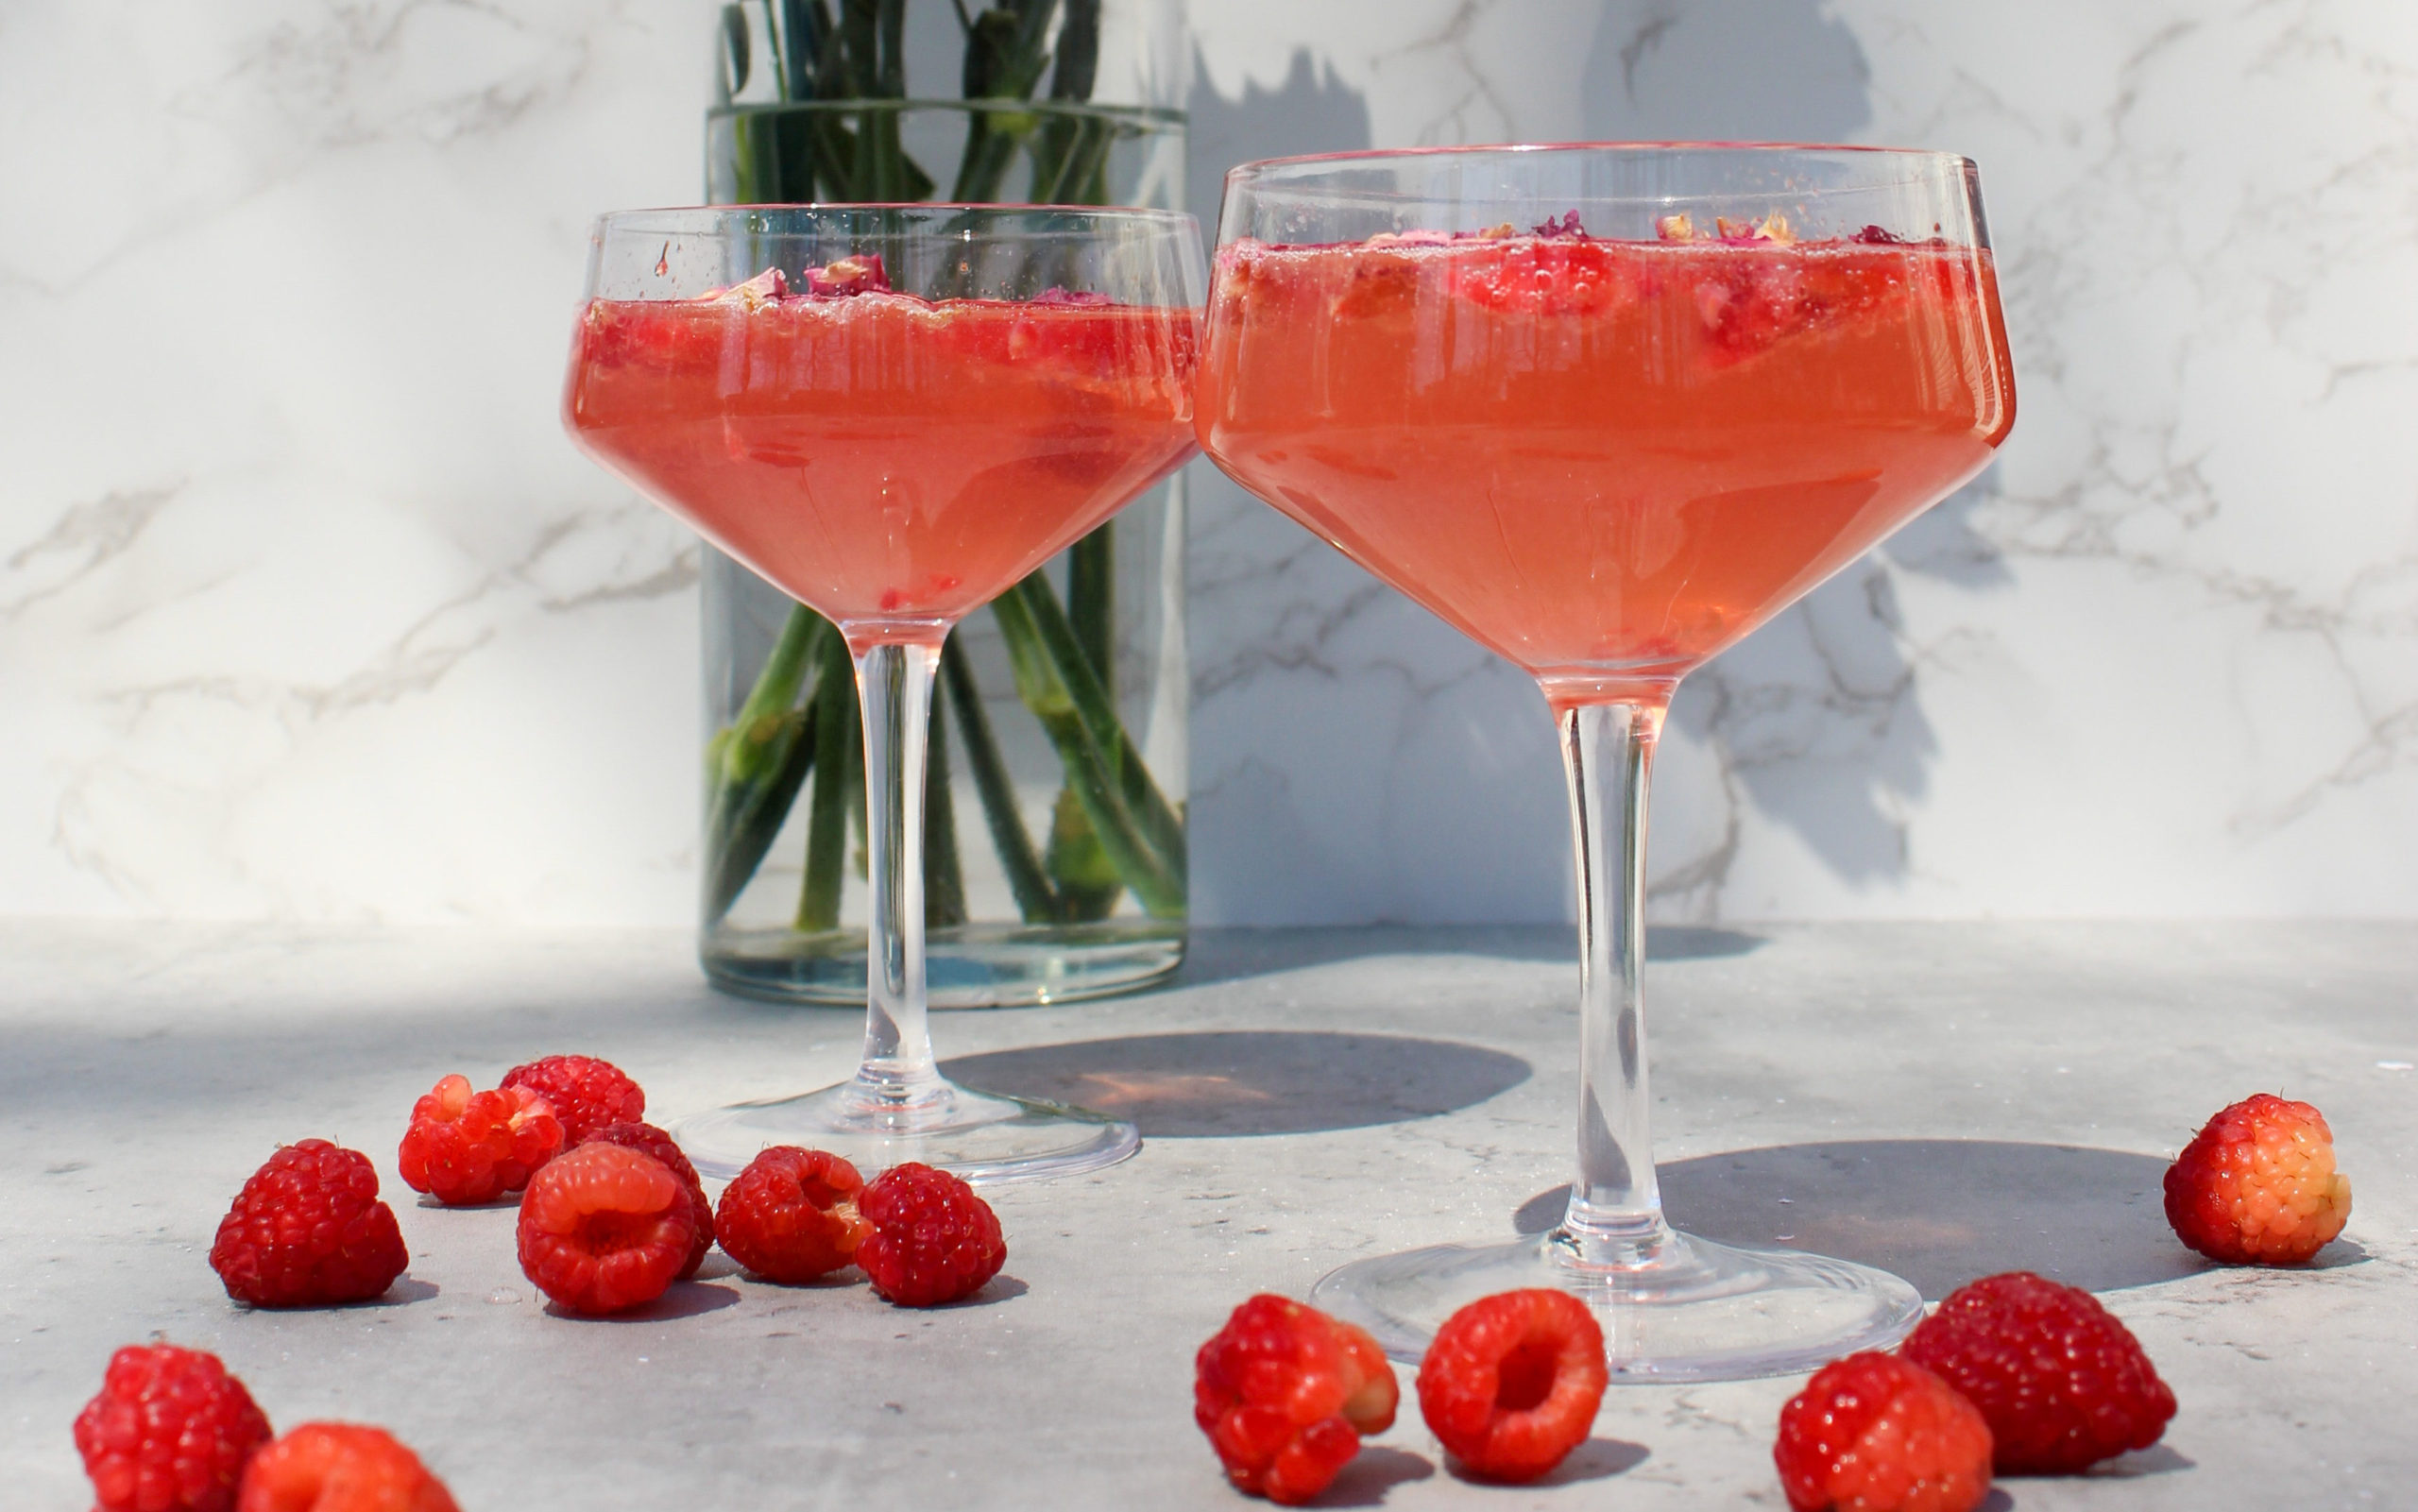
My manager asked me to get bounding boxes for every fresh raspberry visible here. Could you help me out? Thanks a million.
[1195,1294,1399,1504]
[76,1343,273,1512]
[498,1055,644,1146]
[1775,1352,1992,1512]
[515,1142,695,1316]
[714,1147,870,1284]
[854,1162,1006,1307]
[585,1121,715,1280]
[1900,1270,2174,1473]
[210,1142,409,1308]
[396,1075,563,1207]
[2165,1093,2353,1265]
[1415,1288,1606,1483]
[237,1422,456,1512]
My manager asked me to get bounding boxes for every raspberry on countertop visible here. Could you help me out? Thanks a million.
[1775,1351,1992,1512]
[209,1140,409,1308]
[397,1075,563,1206]
[715,1146,870,1284]
[1900,1270,2175,1474]
[499,1054,646,1146]
[855,1162,1006,1308]
[585,1121,715,1280]
[516,1142,697,1316]
[1196,1294,1399,1504]
[1415,1288,1606,1483]
[76,1343,273,1512]
[2165,1092,2352,1265]
[237,1422,456,1512]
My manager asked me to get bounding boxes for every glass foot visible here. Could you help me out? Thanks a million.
[674,1077,1139,1186]
[1311,1227,1922,1382]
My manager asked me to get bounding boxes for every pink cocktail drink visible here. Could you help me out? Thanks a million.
[562,206,1205,1187]
[568,268,1198,638]
[1199,228,2015,704]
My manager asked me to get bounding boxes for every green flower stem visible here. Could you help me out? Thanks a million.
[923,688,969,926]
[1046,519,1119,916]
[1065,522,1115,691]
[992,575,1185,916]
[704,701,818,921]
[1013,572,1184,874]
[796,624,860,930]
[942,637,1060,923]
[720,605,823,785]
[703,605,827,921]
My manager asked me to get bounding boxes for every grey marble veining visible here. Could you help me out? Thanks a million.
[3,1,2413,928]
[3,921,2411,1507]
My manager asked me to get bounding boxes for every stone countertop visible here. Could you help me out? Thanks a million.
[3,921,2412,1509]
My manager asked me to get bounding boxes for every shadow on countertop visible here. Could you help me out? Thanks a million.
[942,1029,1531,1137]
[1169,925,1765,990]
[1513,1140,2248,1297]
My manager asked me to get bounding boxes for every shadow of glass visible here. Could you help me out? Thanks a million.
[1170,926,1762,992]
[941,1031,1530,1137]
[1515,1141,2203,1298]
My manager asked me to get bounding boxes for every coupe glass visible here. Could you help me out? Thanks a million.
[565,206,1204,1181]
[1196,145,2016,1379]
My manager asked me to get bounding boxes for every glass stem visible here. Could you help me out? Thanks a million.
[1557,697,1674,1264]
[848,638,947,1114]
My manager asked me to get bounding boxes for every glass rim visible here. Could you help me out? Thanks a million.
[1225,140,1978,186]
[592,203,1201,235]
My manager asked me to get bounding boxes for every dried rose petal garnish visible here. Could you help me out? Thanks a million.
[716,266,789,310]
[805,253,890,297]
[1714,212,1796,245]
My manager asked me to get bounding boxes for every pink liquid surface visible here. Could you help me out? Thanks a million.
[567,284,1198,640]
[1197,232,2016,705]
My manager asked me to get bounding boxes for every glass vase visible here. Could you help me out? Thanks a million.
[695,2,1188,1007]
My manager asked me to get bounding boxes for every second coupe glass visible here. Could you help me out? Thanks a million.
[1197,145,2017,1379]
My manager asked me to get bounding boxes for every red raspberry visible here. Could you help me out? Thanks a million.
[396,1075,563,1206]
[76,1343,273,1512]
[515,1142,696,1316]
[1775,1352,1992,1512]
[1415,1288,1606,1483]
[210,1141,409,1308]
[2165,1092,2353,1264]
[237,1422,456,1512]
[1900,1271,2175,1473]
[714,1147,870,1283]
[585,1122,715,1280]
[1195,1295,1399,1504]
[498,1054,644,1146]
[854,1162,1006,1307]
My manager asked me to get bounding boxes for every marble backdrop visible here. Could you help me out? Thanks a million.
[3,0,2412,926]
